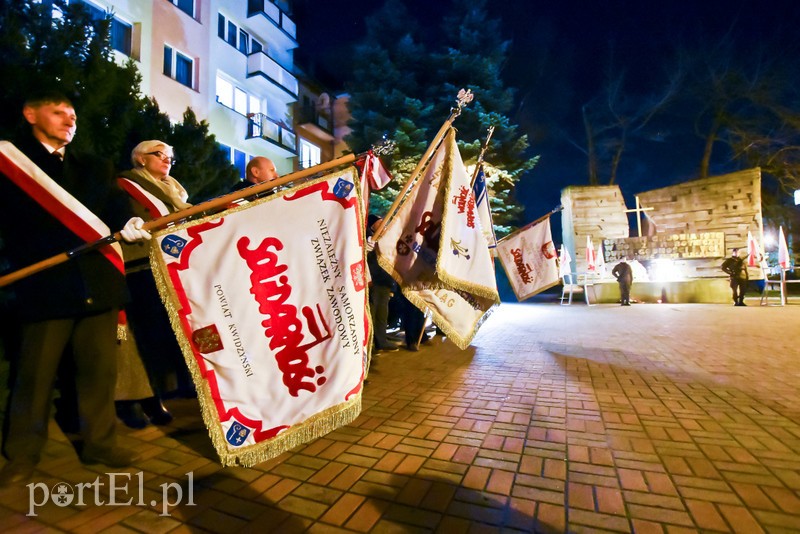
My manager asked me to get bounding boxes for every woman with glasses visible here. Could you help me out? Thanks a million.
[115,140,192,428]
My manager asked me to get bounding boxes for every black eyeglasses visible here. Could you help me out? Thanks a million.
[145,151,177,165]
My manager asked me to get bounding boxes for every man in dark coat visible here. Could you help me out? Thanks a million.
[612,259,633,306]
[0,91,150,485]
[721,248,749,306]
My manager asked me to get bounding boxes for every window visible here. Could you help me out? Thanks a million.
[164,45,193,88]
[72,0,132,56]
[238,29,249,55]
[167,0,194,18]
[299,139,321,169]
[234,87,247,115]
[216,74,264,118]
[218,13,254,55]
[233,150,247,179]
[215,76,233,107]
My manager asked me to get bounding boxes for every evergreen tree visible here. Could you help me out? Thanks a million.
[0,0,237,202]
[345,0,538,234]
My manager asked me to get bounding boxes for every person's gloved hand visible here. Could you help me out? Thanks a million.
[366,237,375,252]
[120,217,151,243]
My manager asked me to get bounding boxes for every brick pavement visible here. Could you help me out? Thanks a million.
[1,301,799,533]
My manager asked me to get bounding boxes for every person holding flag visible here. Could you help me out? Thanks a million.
[0,91,150,485]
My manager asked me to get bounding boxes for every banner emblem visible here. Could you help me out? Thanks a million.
[192,325,223,353]
[333,178,354,198]
[161,235,187,258]
[226,421,251,446]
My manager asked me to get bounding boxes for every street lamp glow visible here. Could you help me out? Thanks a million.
[764,233,775,247]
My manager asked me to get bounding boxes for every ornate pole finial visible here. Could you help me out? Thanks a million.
[371,135,397,157]
[453,88,474,116]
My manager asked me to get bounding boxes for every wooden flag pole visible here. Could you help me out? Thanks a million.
[371,89,474,242]
[0,150,370,288]
[469,125,495,188]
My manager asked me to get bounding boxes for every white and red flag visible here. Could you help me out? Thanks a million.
[558,244,572,278]
[585,235,596,272]
[150,168,369,466]
[496,216,559,301]
[376,128,499,350]
[595,242,606,277]
[778,226,790,269]
[746,231,760,268]
[357,150,392,215]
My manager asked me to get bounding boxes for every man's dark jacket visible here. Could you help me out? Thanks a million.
[0,132,132,321]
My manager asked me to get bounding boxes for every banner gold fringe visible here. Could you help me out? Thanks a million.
[149,168,368,467]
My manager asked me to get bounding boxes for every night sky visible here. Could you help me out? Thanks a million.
[292,0,800,222]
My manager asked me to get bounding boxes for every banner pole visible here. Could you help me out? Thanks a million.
[0,151,369,288]
[495,204,564,245]
[469,125,495,188]
[372,89,474,242]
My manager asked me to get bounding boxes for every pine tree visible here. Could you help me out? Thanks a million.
[344,0,537,235]
[0,0,237,202]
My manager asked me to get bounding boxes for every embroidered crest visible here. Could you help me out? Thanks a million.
[350,261,366,291]
[225,420,251,447]
[192,324,223,353]
[161,235,187,258]
[332,178,354,198]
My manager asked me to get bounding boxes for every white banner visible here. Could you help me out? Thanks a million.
[497,217,559,301]
[376,129,499,349]
[151,169,369,467]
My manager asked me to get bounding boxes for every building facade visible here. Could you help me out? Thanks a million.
[74,0,335,179]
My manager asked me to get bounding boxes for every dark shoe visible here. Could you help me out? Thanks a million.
[622,302,631,306]
[405,344,419,352]
[81,447,139,468]
[0,459,36,486]
[115,401,150,429]
[140,396,173,425]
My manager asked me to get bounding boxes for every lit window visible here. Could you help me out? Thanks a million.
[167,0,194,18]
[164,45,193,88]
[249,95,261,116]
[216,75,233,107]
[234,87,248,115]
[299,139,321,169]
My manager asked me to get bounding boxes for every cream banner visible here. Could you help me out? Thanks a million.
[376,129,499,349]
[497,217,559,301]
[151,169,369,467]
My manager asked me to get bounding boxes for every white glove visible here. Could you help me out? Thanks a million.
[120,217,151,243]
[366,237,375,252]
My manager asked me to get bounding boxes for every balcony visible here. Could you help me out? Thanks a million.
[247,51,298,97]
[247,112,297,155]
[295,108,334,141]
[247,0,297,44]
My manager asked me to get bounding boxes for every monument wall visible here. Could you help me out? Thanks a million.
[560,169,764,303]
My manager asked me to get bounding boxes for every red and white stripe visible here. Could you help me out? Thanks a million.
[0,141,123,274]
[118,177,171,219]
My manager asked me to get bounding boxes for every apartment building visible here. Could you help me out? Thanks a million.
[74,0,335,179]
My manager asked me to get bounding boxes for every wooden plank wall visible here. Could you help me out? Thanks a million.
[636,168,763,278]
[561,185,629,274]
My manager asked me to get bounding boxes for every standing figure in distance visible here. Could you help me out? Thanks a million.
[612,259,633,306]
[721,248,749,306]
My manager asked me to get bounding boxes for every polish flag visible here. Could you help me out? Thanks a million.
[778,226,790,269]
[746,231,760,268]
[586,236,596,272]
